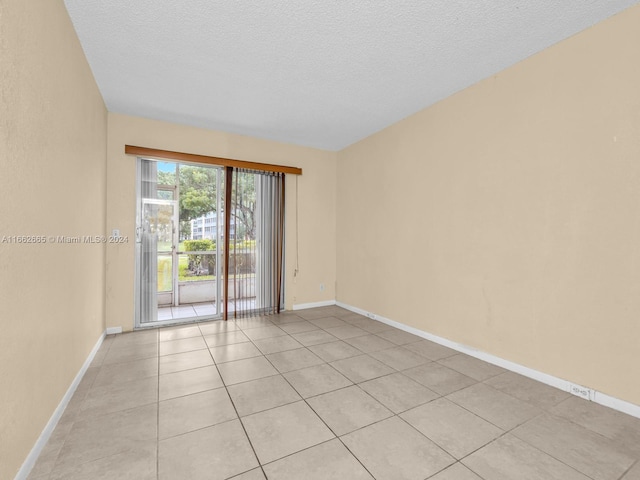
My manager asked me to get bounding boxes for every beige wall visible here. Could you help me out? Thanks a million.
[106,113,337,331]
[337,5,640,406]
[0,1,107,478]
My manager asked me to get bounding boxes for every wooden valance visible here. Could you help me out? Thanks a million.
[125,145,302,175]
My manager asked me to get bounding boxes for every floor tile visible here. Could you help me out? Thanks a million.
[234,317,274,329]
[159,336,207,356]
[307,385,393,435]
[344,334,396,353]
[330,354,395,383]
[102,341,158,365]
[268,313,306,325]
[308,340,362,362]
[241,401,334,464]
[484,371,571,410]
[80,376,158,417]
[291,330,338,346]
[253,335,303,354]
[309,316,349,329]
[242,325,286,340]
[205,330,250,347]
[227,375,301,416]
[341,316,383,328]
[357,321,395,334]
[401,398,502,459]
[217,356,279,385]
[210,341,262,363]
[159,419,258,480]
[446,383,540,430]
[316,306,349,316]
[283,364,353,398]
[462,434,591,480]
[370,346,430,370]
[263,439,374,480]
[266,348,324,373]
[159,365,223,400]
[403,362,477,395]
[359,372,438,414]
[159,349,214,374]
[92,357,158,387]
[229,468,266,480]
[511,413,635,480]
[324,325,368,340]
[56,393,86,426]
[49,443,156,480]
[342,416,454,480]
[198,320,239,335]
[159,324,202,342]
[89,346,109,368]
[172,308,198,320]
[109,330,158,349]
[550,396,640,457]
[333,311,368,322]
[403,339,458,360]
[28,423,72,478]
[34,314,640,480]
[621,462,640,480]
[437,354,506,381]
[278,320,319,334]
[429,463,483,480]
[296,309,341,321]
[171,305,196,315]
[74,366,100,395]
[53,404,157,472]
[375,329,423,345]
[192,304,216,316]
[159,388,237,439]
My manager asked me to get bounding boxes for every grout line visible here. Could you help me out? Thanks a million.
[617,460,638,480]
[41,310,640,480]
[205,325,268,479]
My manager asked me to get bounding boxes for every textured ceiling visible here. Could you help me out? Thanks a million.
[64,0,639,151]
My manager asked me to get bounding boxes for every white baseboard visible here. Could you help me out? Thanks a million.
[336,301,640,420]
[16,331,106,480]
[292,300,337,311]
[105,326,122,335]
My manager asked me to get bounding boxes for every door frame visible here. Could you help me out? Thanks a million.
[134,157,224,328]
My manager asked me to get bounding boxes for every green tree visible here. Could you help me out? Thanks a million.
[232,171,257,241]
[158,165,218,240]
[178,166,218,221]
[157,166,257,241]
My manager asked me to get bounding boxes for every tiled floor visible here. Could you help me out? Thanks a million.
[157,302,218,321]
[157,300,256,321]
[29,306,640,480]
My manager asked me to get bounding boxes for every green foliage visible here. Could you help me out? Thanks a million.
[181,240,215,276]
[229,239,256,250]
[179,166,218,222]
[157,257,172,292]
[159,164,218,223]
[231,171,257,240]
[183,239,214,252]
[177,255,215,282]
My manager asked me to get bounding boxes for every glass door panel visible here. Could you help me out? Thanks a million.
[136,158,223,326]
[140,199,177,325]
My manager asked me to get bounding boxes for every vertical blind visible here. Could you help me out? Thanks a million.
[224,167,285,319]
[130,146,298,324]
[139,160,159,324]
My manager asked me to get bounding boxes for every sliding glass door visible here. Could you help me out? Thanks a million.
[135,157,285,326]
[136,158,224,326]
